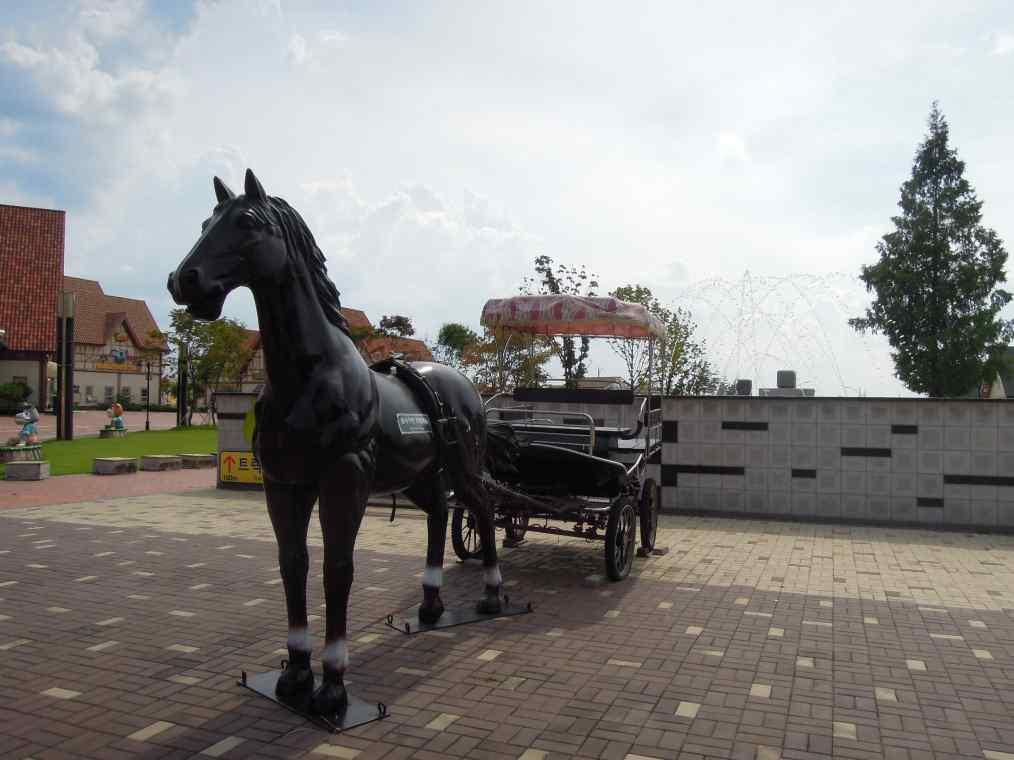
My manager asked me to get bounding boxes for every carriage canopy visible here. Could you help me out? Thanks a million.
[480,295,665,339]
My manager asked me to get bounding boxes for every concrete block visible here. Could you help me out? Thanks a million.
[768,491,790,514]
[770,446,789,467]
[791,492,816,516]
[891,497,917,523]
[660,486,678,511]
[0,445,42,463]
[723,446,745,468]
[769,403,790,421]
[140,455,182,472]
[746,469,767,491]
[818,402,840,422]
[746,445,769,467]
[818,470,840,493]
[1000,427,1014,451]
[818,447,839,469]
[869,457,890,473]
[790,476,815,493]
[869,402,891,422]
[971,453,995,476]
[891,473,915,496]
[841,425,865,447]
[701,400,722,419]
[998,404,1014,427]
[699,421,720,442]
[943,500,970,526]
[918,451,942,474]
[841,493,867,519]
[699,488,720,511]
[917,506,943,524]
[747,491,769,513]
[917,474,942,498]
[791,401,816,421]
[842,402,866,423]
[769,423,789,444]
[674,398,701,419]
[721,427,745,444]
[869,473,890,495]
[868,496,891,522]
[700,445,721,466]
[722,399,745,420]
[721,474,745,490]
[842,471,867,494]
[971,500,997,528]
[767,468,790,492]
[662,443,679,465]
[676,487,699,509]
[744,400,768,420]
[791,424,816,445]
[918,426,943,449]
[943,451,970,473]
[998,452,1014,473]
[944,428,970,451]
[971,427,997,451]
[722,490,745,512]
[98,429,127,439]
[679,421,699,442]
[868,425,890,448]
[700,473,720,490]
[93,457,138,475]
[791,446,815,468]
[997,500,1014,527]
[892,402,917,423]
[818,424,840,446]
[892,450,916,472]
[917,402,944,426]
[817,493,840,518]
[944,403,972,426]
[5,460,49,480]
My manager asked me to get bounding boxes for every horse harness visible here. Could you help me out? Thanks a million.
[370,357,460,475]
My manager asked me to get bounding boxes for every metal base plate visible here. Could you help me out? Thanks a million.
[386,596,533,635]
[239,668,387,733]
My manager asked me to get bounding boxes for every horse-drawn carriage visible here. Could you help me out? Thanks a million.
[451,295,665,580]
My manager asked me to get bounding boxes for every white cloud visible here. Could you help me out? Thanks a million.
[78,0,145,41]
[287,33,308,66]
[0,118,21,138]
[992,32,1014,55]
[717,131,750,163]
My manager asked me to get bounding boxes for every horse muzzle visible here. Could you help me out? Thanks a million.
[167,268,227,320]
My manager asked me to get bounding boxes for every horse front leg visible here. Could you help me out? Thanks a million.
[264,480,317,700]
[312,448,372,715]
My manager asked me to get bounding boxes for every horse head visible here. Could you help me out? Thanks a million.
[168,168,288,320]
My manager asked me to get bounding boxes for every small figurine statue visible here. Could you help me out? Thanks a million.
[106,402,125,431]
[8,403,40,447]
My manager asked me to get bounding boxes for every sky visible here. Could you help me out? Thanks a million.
[2,0,1013,396]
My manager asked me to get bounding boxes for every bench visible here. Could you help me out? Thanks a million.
[5,460,49,480]
[0,445,42,463]
[93,457,138,475]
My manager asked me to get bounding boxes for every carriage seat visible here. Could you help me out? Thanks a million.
[513,441,628,499]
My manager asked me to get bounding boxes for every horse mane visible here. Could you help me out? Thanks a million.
[253,196,350,336]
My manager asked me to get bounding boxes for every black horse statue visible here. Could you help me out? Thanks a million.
[168,169,503,715]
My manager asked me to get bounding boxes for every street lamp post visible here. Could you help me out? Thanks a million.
[145,360,151,432]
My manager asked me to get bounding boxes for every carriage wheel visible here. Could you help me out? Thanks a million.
[504,514,529,545]
[451,508,484,561]
[639,478,659,552]
[605,500,637,581]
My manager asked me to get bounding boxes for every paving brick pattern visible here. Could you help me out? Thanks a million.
[2,491,1014,758]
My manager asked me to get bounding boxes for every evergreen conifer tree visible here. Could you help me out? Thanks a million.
[850,103,1013,396]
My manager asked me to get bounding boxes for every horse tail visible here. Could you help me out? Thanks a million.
[444,409,489,510]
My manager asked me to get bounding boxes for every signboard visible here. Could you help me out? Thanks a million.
[94,361,142,373]
[219,450,263,485]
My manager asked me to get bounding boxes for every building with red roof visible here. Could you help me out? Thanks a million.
[0,204,65,408]
[62,276,168,406]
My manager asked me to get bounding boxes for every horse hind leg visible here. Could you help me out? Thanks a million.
[405,477,449,624]
[312,448,372,716]
[457,476,503,615]
[264,481,317,700]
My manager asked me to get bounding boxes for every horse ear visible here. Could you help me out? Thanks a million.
[244,169,267,202]
[213,176,235,203]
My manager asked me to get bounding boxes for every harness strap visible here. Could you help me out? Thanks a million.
[370,357,457,471]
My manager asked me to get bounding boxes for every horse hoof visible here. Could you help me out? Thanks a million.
[418,599,445,625]
[475,596,502,615]
[275,661,314,701]
[311,679,348,716]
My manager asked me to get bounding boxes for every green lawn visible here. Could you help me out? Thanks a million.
[2,427,218,477]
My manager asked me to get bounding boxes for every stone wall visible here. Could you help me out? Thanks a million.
[661,397,1014,529]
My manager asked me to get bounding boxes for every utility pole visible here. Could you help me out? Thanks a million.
[56,292,76,440]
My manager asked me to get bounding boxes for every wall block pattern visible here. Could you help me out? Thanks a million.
[660,397,1014,528]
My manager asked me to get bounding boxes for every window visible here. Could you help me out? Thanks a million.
[12,376,27,385]
[105,386,114,400]
[85,385,94,399]
[140,388,148,400]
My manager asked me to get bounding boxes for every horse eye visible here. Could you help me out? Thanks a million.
[237,214,258,230]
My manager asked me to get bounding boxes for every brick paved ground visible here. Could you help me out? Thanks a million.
[3,492,1014,759]
[1,411,179,441]
[0,470,216,509]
